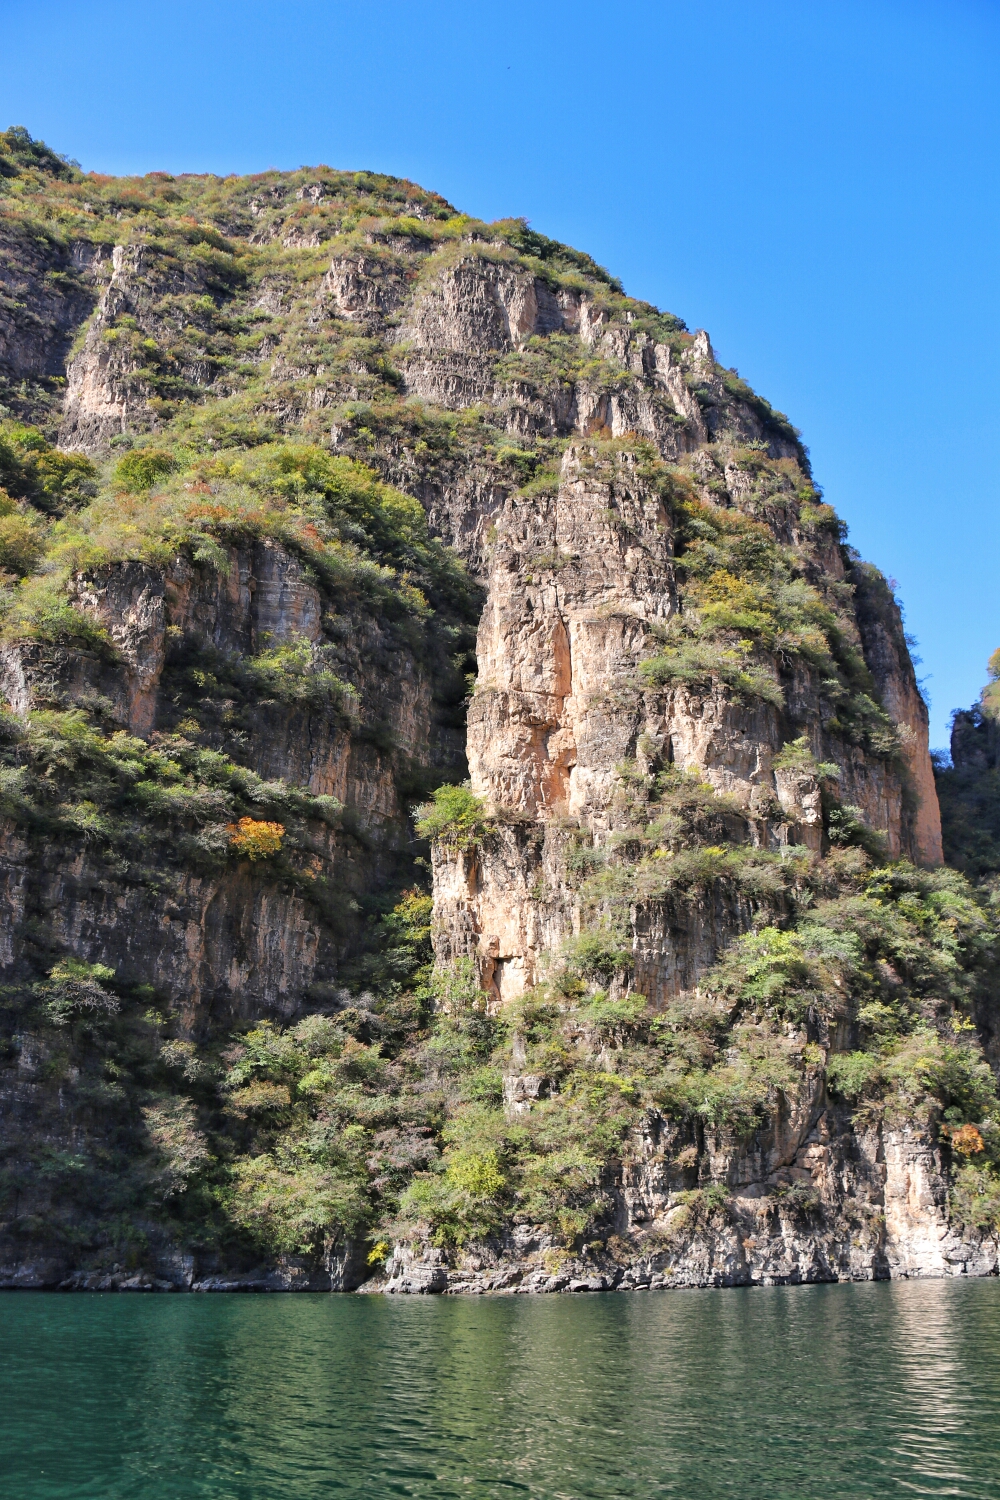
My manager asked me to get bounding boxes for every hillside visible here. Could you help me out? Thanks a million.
[0,127,996,1293]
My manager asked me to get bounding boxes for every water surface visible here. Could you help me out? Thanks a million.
[2,1279,999,1498]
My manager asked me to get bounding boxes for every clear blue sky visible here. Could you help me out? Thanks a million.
[3,0,997,748]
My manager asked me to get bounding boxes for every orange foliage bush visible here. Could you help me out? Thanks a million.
[227,817,285,860]
[949,1123,985,1155]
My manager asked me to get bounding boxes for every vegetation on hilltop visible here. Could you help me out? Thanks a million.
[0,125,78,181]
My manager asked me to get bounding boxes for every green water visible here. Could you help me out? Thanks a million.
[2,1280,999,1499]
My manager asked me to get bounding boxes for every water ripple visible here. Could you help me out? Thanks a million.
[1,1280,999,1498]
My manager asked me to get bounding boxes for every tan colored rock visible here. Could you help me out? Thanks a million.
[60,243,152,450]
[433,423,944,1009]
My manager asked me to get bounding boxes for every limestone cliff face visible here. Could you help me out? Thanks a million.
[0,223,99,425]
[0,540,454,1022]
[382,1114,995,1295]
[852,565,942,868]
[425,375,940,1012]
[0,153,988,1297]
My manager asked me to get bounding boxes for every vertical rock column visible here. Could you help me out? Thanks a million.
[432,444,677,1002]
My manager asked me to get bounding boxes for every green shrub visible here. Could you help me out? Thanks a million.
[640,635,783,707]
[578,993,648,1039]
[397,1111,510,1247]
[142,1096,211,1200]
[424,956,486,1013]
[244,637,357,708]
[825,800,888,860]
[226,1152,369,1254]
[0,575,114,649]
[414,783,491,848]
[39,442,475,634]
[611,763,745,854]
[883,1032,998,1123]
[0,705,341,869]
[950,1164,1000,1238]
[445,1146,505,1198]
[0,422,97,514]
[112,448,177,493]
[774,1180,821,1216]
[663,491,902,744]
[730,927,809,1007]
[34,958,119,1027]
[464,1066,504,1107]
[0,504,46,575]
[341,889,434,1000]
[826,1051,880,1100]
[690,1026,800,1135]
[560,928,633,985]
[0,125,78,180]
[981,647,1000,721]
[514,1138,609,1242]
[828,692,901,759]
[772,737,840,779]
[671,1184,731,1228]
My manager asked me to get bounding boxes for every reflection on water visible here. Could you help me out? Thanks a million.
[2,1279,999,1499]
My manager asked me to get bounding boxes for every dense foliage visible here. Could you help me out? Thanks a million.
[8,769,997,1275]
[638,463,902,763]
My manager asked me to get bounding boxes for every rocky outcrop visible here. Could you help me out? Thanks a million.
[59,242,217,450]
[0,539,456,1020]
[0,223,99,423]
[0,1240,368,1292]
[431,435,943,1009]
[950,704,1000,774]
[366,1112,996,1295]
[852,564,943,866]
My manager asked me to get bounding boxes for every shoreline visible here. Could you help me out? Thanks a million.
[3,1260,997,1295]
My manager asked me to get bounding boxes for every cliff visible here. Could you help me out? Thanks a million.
[0,128,996,1294]
[935,652,1000,885]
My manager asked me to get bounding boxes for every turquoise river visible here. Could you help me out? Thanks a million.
[2,1279,999,1498]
